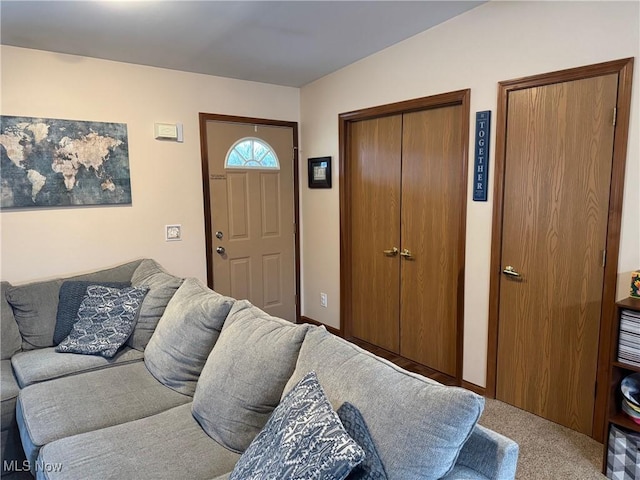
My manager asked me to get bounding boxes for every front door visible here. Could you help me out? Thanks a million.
[203,119,296,321]
[495,73,618,435]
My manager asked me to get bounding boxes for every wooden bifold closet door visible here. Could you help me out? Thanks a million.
[345,93,468,379]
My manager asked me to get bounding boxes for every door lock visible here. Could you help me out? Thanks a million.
[215,231,223,239]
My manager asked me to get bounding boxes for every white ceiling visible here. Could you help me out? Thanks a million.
[0,1,484,87]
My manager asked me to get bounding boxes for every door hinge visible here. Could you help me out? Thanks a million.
[602,249,606,268]
[612,107,617,126]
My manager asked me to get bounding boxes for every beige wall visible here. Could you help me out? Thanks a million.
[0,46,300,284]
[299,1,640,386]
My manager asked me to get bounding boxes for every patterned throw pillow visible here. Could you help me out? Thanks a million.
[337,403,388,480]
[54,281,131,345]
[230,371,365,480]
[56,285,148,358]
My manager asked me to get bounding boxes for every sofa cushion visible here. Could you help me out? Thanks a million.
[283,327,485,480]
[38,403,241,480]
[6,260,142,351]
[53,280,131,345]
[1,282,22,360]
[11,346,144,388]
[6,278,62,351]
[144,278,234,396]
[128,259,183,351]
[192,300,309,453]
[1,360,20,430]
[337,402,388,480]
[56,285,149,358]
[17,361,191,466]
[230,371,364,480]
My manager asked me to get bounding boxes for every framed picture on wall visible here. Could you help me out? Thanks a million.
[308,156,332,189]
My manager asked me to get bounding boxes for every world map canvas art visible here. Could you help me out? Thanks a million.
[0,116,131,208]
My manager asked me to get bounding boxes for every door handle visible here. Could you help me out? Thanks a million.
[216,246,226,255]
[400,248,413,260]
[383,247,398,256]
[502,265,520,277]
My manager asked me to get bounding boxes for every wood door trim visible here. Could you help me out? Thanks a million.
[485,58,634,442]
[199,113,301,322]
[339,89,470,384]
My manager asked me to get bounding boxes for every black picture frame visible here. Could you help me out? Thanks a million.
[308,156,332,189]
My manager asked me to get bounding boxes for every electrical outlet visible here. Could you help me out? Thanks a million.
[320,292,328,308]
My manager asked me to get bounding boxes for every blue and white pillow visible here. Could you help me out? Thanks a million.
[337,403,388,480]
[54,280,131,345]
[230,371,365,480]
[56,285,148,358]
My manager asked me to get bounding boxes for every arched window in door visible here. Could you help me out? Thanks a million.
[225,137,280,169]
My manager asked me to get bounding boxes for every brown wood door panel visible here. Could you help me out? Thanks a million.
[400,105,464,375]
[496,74,618,435]
[350,115,402,352]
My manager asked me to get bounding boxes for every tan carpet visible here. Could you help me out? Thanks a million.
[478,398,606,479]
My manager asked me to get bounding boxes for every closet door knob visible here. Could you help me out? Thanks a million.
[383,247,399,256]
[400,249,413,259]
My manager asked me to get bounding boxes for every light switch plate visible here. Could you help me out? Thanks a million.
[165,224,182,241]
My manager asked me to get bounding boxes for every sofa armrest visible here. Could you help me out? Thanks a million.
[453,424,519,480]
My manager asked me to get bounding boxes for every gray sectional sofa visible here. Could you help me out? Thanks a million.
[1,259,519,480]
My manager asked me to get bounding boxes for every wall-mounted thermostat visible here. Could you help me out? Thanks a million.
[154,123,183,142]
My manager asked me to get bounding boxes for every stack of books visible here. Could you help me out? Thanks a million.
[618,309,640,367]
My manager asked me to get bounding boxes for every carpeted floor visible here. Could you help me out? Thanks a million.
[478,398,606,479]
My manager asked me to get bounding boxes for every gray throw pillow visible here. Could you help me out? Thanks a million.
[53,281,131,345]
[1,281,22,359]
[143,278,234,396]
[56,285,149,358]
[192,300,309,453]
[128,259,183,351]
[230,371,364,480]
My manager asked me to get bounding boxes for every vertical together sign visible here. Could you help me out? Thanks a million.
[473,111,491,201]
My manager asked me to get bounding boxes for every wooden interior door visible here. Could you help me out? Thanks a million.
[205,121,296,321]
[496,74,618,435]
[349,115,402,352]
[400,105,465,376]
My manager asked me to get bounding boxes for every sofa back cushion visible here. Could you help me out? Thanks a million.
[6,260,142,351]
[144,278,234,396]
[128,259,183,351]
[1,282,22,359]
[192,300,309,453]
[283,327,484,480]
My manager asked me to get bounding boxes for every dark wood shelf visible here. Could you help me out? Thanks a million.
[617,296,640,310]
[603,297,640,473]
[609,412,640,433]
[612,361,640,373]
